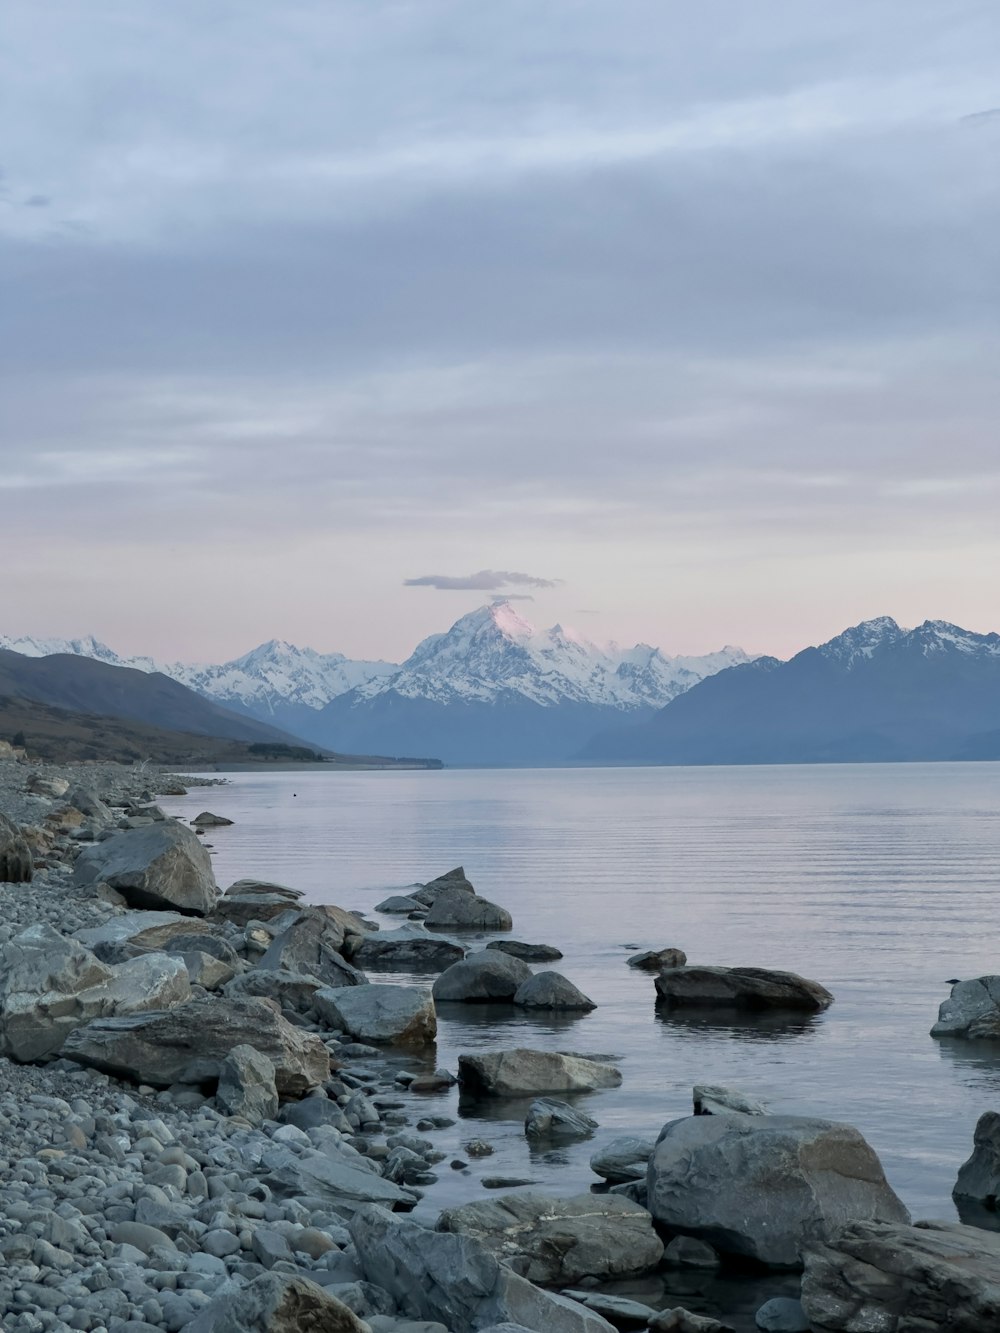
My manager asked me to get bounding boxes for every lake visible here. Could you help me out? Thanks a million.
[164,762,1000,1315]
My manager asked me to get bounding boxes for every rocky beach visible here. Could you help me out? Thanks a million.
[0,755,998,1333]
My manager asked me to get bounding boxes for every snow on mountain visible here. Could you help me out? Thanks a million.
[817,616,904,667]
[818,616,1000,668]
[352,602,754,710]
[0,633,150,668]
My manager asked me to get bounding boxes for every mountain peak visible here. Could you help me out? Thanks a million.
[818,616,904,667]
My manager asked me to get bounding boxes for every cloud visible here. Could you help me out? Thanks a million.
[492,594,534,602]
[404,570,561,591]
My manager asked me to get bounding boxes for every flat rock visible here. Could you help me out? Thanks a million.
[425,888,513,932]
[487,940,564,962]
[73,821,218,915]
[314,984,437,1045]
[524,1098,598,1140]
[647,1112,909,1268]
[801,1219,1000,1332]
[590,1135,656,1183]
[654,965,833,1012]
[213,878,306,926]
[186,1272,371,1332]
[261,1142,415,1211]
[561,1292,657,1326]
[459,1048,622,1097]
[434,950,531,1003]
[954,1110,1000,1207]
[931,975,1000,1039]
[513,971,596,1010]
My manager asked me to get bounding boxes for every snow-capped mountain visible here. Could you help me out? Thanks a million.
[0,633,158,671]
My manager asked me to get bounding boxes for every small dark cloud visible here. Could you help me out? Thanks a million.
[491,593,534,602]
[404,569,561,590]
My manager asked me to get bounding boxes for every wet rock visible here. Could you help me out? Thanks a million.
[647,1112,909,1268]
[654,966,833,1012]
[185,1272,371,1332]
[561,1292,657,1326]
[931,975,1000,1039]
[954,1110,1000,1208]
[513,971,596,1010]
[800,1219,1000,1332]
[413,866,477,903]
[627,947,687,971]
[314,984,437,1046]
[524,1098,598,1140]
[662,1236,720,1269]
[216,1044,280,1125]
[487,940,564,962]
[191,811,234,827]
[437,1191,663,1285]
[434,949,531,1002]
[259,910,369,989]
[0,811,34,883]
[649,1311,734,1333]
[590,1135,656,1183]
[73,821,218,915]
[693,1084,768,1116]
[459,1049,622,1097]
[424,889,513,932]
[350,927,464,972]
[375,894,427,913]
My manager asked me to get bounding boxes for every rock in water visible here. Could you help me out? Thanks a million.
[755,1297,810,1332]
[627,947,687,970]
[350,926,464,972]
[459,1049,622,1096]
[216,1044,279,1125]
[259,911,369,988]
[413,866,478,902]
[73,821,217,915]
[646,1112,909,1268]
[524,1098,598,1140]
[513,971,596,1010]
[800,1219,1000,1332]
[191,810,234,827]
[436,1191,663,1285]
[693,1084,768,1116]
[954,1110,1000,1207]
[931,975,1000,1039]
[185,1272,371,1332]
[434,950,531,1002]
[314,984,437,1045]
[0,812,34,884]
[62,995,330,1094]
[487,939,564,961]
[424,888,513,931]
[654,966,833,1012]
[590,1135,657,1183]
[649,1311,735,1333]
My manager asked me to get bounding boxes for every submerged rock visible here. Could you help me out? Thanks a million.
[459,1049,622,1097]
[191,810,234,827]
[73,821,218,915]
[654,965,833,1012]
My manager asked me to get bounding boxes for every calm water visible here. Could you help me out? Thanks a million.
[165,763,1000,1237]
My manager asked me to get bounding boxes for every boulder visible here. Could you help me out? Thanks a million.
[649,1312,734,1333]
[73,821,218,915]
[75,912,194,959]
[176,949,234,989]
[654,966,833,1012]
[260,1142,416,1211]
[213,879,306,926]
[217,1044,279,1125]
[562,1294,658,1326]
[62,995,330,1095]
[0,924,190,1062]
[425,889,513,932]
[191,811,234,827]
[954,1110,1000,1207]
[590,1135,656,1183]
[647,1112,909,1268]
[351,927,464,972]
[27,773,69,798]
[259,911,369,989]
[524,1099,598,1140]
[755,1297,810,1332]
[800,1219,1000,1332]
[375,894,427,914]
[459,1049,622,1097]
[224,968,323,1014]
[487,940,564,962]
[693,1084,768,1116]
[64,785,114,825]
[0,812,33,884]
[931,975,1000,1039]
[513,971,596,1010]
[314,984,437,1046]
[433,950,530,1003]
[627,947,687,971]
[185,1272,371,1333]
[662,1236,720,1269]
[350,1204,616,1333]
[412,866,477,904]
[436,1191,663,1286]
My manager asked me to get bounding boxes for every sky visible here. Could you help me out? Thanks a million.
[2,1,999,664]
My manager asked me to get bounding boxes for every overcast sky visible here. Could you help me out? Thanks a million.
[2,1,998,663]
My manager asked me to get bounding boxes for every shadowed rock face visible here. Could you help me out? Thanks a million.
[954,1110,1000,1208]
[73,821,217,915]
[0,813,33,884]
[654,966,833,1012]
[647,1112,909,1269]
[801,1220,1000,1332]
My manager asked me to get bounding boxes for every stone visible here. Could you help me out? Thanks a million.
[800,1219,1000,1332]
[954,1110,1000,1207]
[437,1191,663,1286]
[433,951,531,1003]
[931,975,1000,1039]
[654,966,833,1012]
[217,1044,280,1125]
[413,866,477,903]
[524,1099,598,1140]
[280,1095,351,1132]
[0,812,33,883]
[213,879,306,927]
[351,928,464,972]
[191,811,234,828]
[513,971,596,1010]
[73,821,218,915]
[649,1311,734,1333]
[224,968,323,1014]
[662,1236,720,1269]
[561,1293,657,1326]
[693,1085,768,1116]
[647,1112,909,1268]
[174,949,234,990]
[375,894,427,914]
[589,1135,656,1183]
[627,947,687,970]
[65,785,115,825]
[62,995,330,1094]
[314,984,437,1046]
[459,1049,622,1097]
[350,1204,616,1333]
[259,911,369,989]
[185,1272,371,1332]
[755,1297,810,1332]
[28,773,70,798]
[424,889,512,931]
[260,1142,416,1211]
[486,940,564,962]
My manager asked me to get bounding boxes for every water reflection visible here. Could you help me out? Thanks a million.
[935,1036,1000,1093]
[655,1003,824,1043]
[954,1198,1000,1233]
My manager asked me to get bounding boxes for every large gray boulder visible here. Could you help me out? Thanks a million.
[62,995,330,1095]
[693,1084,768,1116]
[73,821,217,915]
[77,912,230,965]
[64,784,114,826]
[314,984,437,1046]
[412,866,477,904]
[224,968,323,1015]
[213,879,306,926]
[954,1110,1000,1207]
[0,813,33,884]
[524,1098,598,1140]
[0,924,190,1062]
[655,966,833,1012]
[260,1142,416,1211]
[647,1112,909,1268]
[437,1191,663,1286]
[931,976,1000,1039]
[185,1272,371,1333]
[801,1219,1000,1332]
[349,926,464,972]
[513,971,596,1010]
[216,1044,279,1125]
[425,889,513,932]
[350,1204,616,1333]
[459,1049,622,1097]
[590,1135,657,1183]
[259,911,369,989]
[433,950,530,1003]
